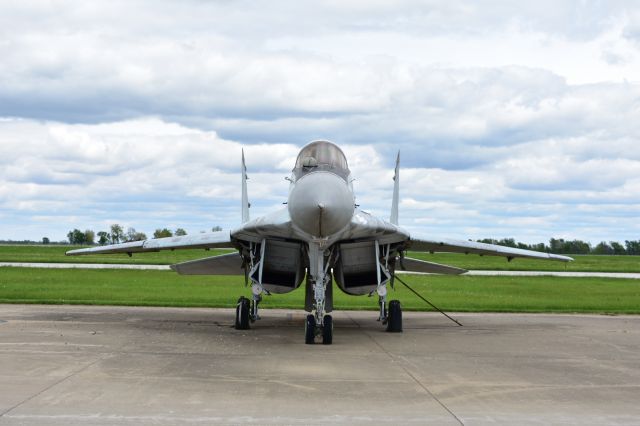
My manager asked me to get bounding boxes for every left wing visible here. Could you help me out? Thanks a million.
[66,230,233,256]
[409,237,573,262]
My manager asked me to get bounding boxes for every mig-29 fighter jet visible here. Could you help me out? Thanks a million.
[67,140,572,344]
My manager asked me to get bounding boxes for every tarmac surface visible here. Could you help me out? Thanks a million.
[0,304,639,425]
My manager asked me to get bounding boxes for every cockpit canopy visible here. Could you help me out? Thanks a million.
[293,141,350,179]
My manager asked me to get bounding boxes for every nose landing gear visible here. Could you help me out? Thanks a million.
[305,314,333,345]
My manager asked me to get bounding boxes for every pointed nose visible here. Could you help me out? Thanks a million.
[288,172,354,237]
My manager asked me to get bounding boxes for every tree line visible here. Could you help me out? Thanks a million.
[477,238,640,255]
[65,225,223,245]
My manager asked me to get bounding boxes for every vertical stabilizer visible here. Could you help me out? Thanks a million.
[390,151,400,225]
[241,149,250,223]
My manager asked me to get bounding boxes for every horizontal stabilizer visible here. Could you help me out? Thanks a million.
[399,257,467,275]
[170,252,244,275]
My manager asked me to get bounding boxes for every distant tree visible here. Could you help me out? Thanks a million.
[593,241,613,255]
[549,238,564,253]
[565,240,591,254]
[529,243,548,252]
[211,226,222,232]
[67,228,86,245]
[84,230,95,245]
[498,238,517,248]
[153,228,173,238]
[42,237,50,245]
[124,227,146,242]
[175,228,187,236]
[110,224,124,244]
[626,240,640,255]
[610,241,626,255]
[97,231,109,245]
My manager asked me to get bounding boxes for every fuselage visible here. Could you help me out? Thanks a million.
[232,140,409,248]
[230,140,410,298]
[287,141,355,238]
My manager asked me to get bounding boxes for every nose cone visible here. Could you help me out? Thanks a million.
[288,172,354,237]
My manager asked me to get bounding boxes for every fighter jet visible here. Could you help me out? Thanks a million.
[67,140,573,344]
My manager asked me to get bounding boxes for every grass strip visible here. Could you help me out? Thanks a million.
[1,267,639,314]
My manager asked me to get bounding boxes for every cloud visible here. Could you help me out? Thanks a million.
[1,116,639,243]
[1,1,640,244]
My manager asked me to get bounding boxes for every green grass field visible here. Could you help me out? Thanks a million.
[2,244,639,272]
[1,267,639,314]
[0,244,232,265]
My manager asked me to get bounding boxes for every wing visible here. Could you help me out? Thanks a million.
[409,237,573,262]
[66,230,233,256]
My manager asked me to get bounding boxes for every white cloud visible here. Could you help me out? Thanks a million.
[1,1,640,244]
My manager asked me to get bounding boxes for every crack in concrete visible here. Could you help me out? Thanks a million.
[0,355,106,417]
[345,311,464,425]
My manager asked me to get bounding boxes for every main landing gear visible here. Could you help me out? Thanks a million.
[305,314,333,345]
[235,295,262,330]
[235,296,251,330]
[385,299,403,333]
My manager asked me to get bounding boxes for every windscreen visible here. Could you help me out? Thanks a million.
[294,141,349,174]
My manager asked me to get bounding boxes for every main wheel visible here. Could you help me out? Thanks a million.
[386,300,402,332]
[235,296,251,330]
[322,315,333,345]
[305,314,316,344]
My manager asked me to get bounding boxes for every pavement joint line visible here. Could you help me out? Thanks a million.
[354,313,465,426]
[0,354,107,418]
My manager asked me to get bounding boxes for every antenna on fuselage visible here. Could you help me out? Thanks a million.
[241,149,250,223]
[390,151,400,225]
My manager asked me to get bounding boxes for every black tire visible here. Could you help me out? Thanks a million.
[386,300,402,332]
[322,315,333,345]
[235,297,251,330]
[305,314,316,344]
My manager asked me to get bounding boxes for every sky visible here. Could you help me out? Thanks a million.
[1,0,639,244]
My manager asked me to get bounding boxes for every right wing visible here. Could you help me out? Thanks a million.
[66,230,233,256]
[409,237,573,262]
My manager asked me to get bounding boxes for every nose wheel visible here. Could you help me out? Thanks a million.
[305,314,333,344]
[321,315,333,344]
[305,314,316,344]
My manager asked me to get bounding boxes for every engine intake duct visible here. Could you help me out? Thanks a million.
[252,239,305,292]
[334,241,388,294]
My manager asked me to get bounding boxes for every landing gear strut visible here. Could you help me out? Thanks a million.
[304,242,334,344]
